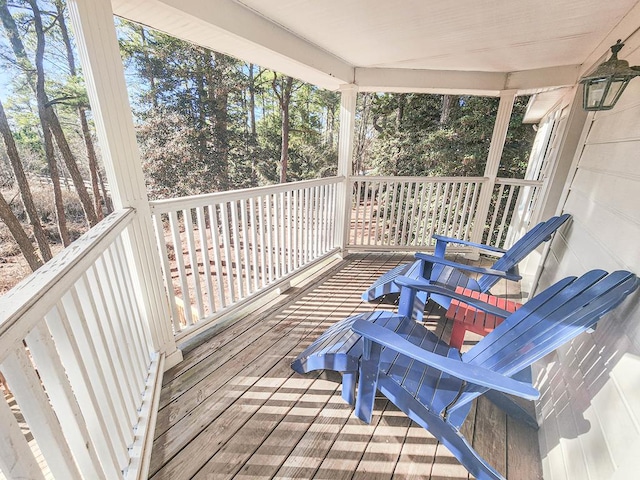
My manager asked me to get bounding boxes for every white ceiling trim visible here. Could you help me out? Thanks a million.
[355,65,579,96]
[111,0,354,89]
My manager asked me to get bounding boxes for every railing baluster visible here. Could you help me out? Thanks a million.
[266,194,274,283]
[447,182,462,236]
[428,183,442,241]
[103,245,146,384]
[435,181,449,236]
[250,197,260,292]
[352,179,361,245]
[184,209,205,319]
[279,191,286,275]
[398,181,411,246]
[241,199,252,293]
[64,288,130,460]
[487,183,505,245]
[1,347,82,479]
[414,182,427,246]
[230,200,244,300]
[272,194,281,279]
[293,189,300,270]
[385,182,397,246]
[287,190,293,271]
[466,181,481,241]
[169,211,192,324]
[26,323,104,479]
[79,270,136,427]
[420,182,434,245]
[112,237,154,364]
[91,259,140,409]
[310,186,317,257]
[328,184,337,249]
[496,184,517,247]
[152,214,181,331]
[392,181,405,245]
[197,206,216,313]
[0,388,47,480]
[208,204,226,309]
[46,303,124,476]
[316,185,324,254]
[365,181,375,246]
[305,187,312,261]
[406,181,419,246]
[258,195,268,288]
[220,202,236,303]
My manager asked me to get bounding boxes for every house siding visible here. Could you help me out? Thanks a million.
[536,46,640,479]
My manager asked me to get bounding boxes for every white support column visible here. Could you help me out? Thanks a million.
[334,84,358,254]
[67,0,182,370]
[470,90,517,249]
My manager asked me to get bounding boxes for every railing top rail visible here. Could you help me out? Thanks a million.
[0,208,135,344]
[349,175,488,183]
[150,176,344,214]
[495,177,544,186]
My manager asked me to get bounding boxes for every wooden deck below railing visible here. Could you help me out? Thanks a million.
[149,253,542,480]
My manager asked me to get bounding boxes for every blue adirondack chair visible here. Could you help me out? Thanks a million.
[349,269,638,480]
[362,214,571,317]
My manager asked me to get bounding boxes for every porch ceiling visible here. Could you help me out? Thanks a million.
[112,0,640,94]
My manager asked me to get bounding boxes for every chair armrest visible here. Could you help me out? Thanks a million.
[414,253,522,282]
[432,234,508,255]
[352,319,539,400]
[394,276,513,318]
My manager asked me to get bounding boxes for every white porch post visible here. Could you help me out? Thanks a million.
[67,0,182,370]
[335,84,358,254]
[470,90,516,249]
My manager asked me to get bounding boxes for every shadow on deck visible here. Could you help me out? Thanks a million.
[149,253,542,479]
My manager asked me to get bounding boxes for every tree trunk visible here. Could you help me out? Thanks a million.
[137,25,158,108]
[248,64,257,138]
[440,95,456,125]
[354,93,371,175]
[273,74,293,183]
[1,0,71,245]
[79,109,104,219]
[56,0,104,220]
[0,99,52,261]
[0,191,43,271]
[3,1,99,229]
[210,52,230,190]
[280,95,290,183]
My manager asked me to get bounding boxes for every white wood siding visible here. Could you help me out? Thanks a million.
[535,43,640,480]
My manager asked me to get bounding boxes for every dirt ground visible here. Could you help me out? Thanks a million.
[0,255,31,294]
[1,183,88,295]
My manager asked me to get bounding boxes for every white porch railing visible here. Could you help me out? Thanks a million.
[0,209,161,480]
[150,177,340,340]
[150,174,543,342]
[348,175,543,251]
[484,178,543,248]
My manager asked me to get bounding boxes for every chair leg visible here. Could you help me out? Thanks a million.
[341,372,356,405]
[449,323,466,350]
[354,340,382,424]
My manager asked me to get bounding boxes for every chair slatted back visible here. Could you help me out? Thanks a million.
[449,269,638,413]
[477,214,571,292]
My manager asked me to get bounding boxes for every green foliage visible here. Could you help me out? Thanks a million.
[361,93,535,179]
[120,22,340,194]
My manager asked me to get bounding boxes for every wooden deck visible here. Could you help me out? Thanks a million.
[149,253,542,479]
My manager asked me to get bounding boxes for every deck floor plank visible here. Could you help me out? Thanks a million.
[150,253,541,479]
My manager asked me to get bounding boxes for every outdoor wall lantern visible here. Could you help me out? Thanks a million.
[580,39,640,111]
